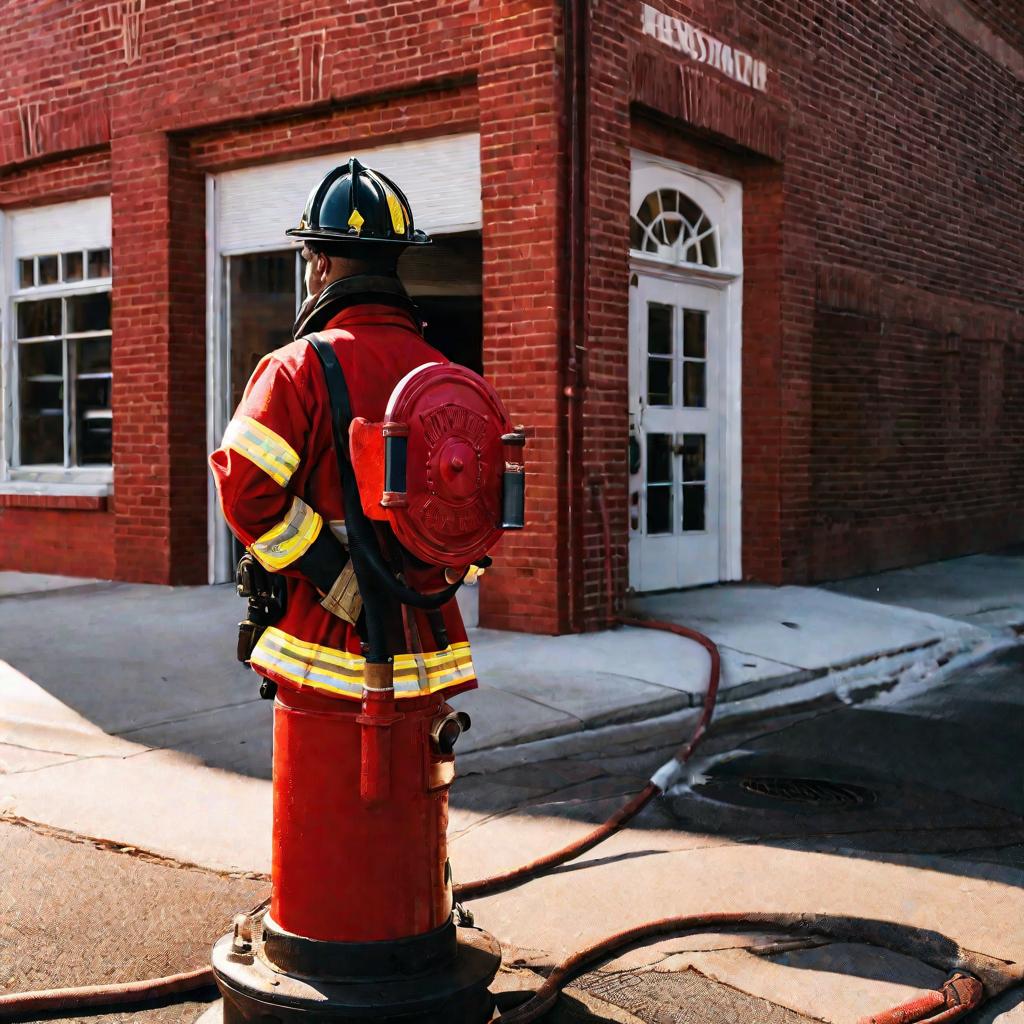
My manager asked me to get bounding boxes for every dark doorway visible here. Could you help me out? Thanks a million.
[401,232,482,374]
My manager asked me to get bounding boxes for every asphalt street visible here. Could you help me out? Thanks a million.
[449,645,1024,1023]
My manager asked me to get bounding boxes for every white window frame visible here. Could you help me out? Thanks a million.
[0,198,113,496]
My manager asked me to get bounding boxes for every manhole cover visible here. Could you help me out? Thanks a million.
[737,776,877,807]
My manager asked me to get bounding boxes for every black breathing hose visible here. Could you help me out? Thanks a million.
[309,330,468,662]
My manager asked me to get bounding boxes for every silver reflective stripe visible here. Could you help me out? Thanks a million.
[251,497,322,570]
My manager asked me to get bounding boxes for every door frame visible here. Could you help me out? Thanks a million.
[628,152,743,588]
[205,175,308,584]
[206,174,229,584]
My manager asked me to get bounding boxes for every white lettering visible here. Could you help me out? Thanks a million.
[641,3,770,93]
[672,17,688,54]
[641,3,658,37]
[708,37,723,70]
[695,29,708,63]
[735,51,751,86]
[679,21,696,58]
[656,12,674,47]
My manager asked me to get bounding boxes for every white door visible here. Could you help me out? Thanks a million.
[629,274,725,591]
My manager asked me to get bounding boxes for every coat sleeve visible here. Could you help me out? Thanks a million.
[209,354,347,593]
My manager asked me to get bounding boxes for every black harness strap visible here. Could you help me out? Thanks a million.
[304,333,465,632]
[306,332,353,445]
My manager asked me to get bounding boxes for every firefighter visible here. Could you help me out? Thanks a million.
[209,158,477,704]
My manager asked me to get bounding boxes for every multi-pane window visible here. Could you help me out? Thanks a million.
[646,303,707,410]
[646,433,674,534]
[647,303,673,406]
[682,309,707,408]
[680,433,706,532]
[630,189,719,267]
[643,431,707,535]
[14,249,112,467]
[640,300,710,536]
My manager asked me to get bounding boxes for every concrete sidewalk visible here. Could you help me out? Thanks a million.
[0,552,1019,767]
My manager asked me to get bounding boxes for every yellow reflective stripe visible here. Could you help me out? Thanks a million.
[385,191,406,233]
[393,644,473,684]
[250,628,476,699]
[250,497,323,571]
[222,416,300,487]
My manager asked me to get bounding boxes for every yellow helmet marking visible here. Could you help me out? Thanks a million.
[347,208,364,234]
[386,191,406,234]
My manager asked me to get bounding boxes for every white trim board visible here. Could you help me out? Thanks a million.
[1,197,114,488]
[215,133,482,254]
[9,197,111,261]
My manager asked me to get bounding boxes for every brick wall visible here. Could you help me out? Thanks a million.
[809,267,1024,578]
[0,0,567,632]
[187,82,480,174]
[961,0,1024,54]
[0,502,115,579]
[578,0,1023,612]
[477,4,565,634]
[1,0,1021,624]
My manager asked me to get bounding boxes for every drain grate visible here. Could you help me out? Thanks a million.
[737,776,877,807]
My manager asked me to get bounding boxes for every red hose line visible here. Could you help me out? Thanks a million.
[454,617,719,901]
[455,782,660,901]
[455,487,721,902]
[618,615,721,764]
[858,974,984,1024]
[859,988,947,1024]
[0,966,215,1020]
[474,483,1001,1024]
[491,915,986,1024]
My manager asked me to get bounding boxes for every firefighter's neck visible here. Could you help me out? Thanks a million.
[308,256,383,299]
[327,255,380,283]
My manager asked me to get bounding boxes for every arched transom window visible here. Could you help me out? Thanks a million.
[630,189,719,268]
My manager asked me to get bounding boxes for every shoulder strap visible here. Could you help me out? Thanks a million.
[304,331,353,453]
[303,330,466,617]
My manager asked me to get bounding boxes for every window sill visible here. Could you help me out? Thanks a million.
[0,481,111,511]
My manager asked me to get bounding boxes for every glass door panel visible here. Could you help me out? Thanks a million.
[228,250,300,411]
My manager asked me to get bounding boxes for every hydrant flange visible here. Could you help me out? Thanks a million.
[211,922,501,1023]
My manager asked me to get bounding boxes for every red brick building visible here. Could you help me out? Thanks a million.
[0,1,1021,634]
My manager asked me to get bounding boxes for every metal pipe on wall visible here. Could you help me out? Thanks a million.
[563,0,591,632]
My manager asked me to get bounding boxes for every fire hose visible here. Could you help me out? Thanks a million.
[465,484,1022,1023]
[1,490,1020,1022]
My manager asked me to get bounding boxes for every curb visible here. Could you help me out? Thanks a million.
[459,632,1017,776]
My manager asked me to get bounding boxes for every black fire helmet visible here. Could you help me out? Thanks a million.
[286,158,432,252]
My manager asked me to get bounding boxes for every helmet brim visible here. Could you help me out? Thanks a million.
[285,227,432,246]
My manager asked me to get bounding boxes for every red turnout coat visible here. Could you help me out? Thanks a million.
[209,282,476,702]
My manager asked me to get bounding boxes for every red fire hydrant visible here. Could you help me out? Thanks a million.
[210,361,523,1022]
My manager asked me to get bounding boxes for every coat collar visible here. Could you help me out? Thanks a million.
[292,273,421,339]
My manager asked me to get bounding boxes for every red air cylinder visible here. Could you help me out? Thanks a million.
[270,686,454,942]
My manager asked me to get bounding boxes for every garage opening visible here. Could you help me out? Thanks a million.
[207,133,483,582]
